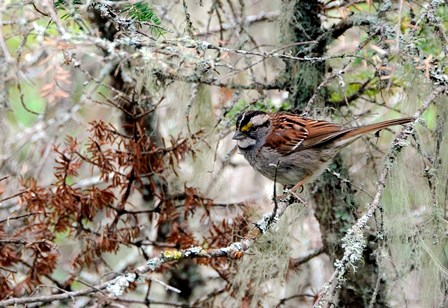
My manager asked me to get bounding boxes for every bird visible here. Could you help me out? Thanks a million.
[232,110,413,191]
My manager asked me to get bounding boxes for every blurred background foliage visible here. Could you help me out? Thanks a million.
[0,0,447,307]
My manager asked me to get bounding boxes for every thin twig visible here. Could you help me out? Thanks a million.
[0,212,41,224]
[314,85,446,307]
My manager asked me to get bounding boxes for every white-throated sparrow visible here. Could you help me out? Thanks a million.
[232,111,413,191]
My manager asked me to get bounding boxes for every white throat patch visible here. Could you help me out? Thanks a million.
[237,137,256,149]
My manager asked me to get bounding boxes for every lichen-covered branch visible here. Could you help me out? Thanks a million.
[315,85,447,307]
[0,197,300,305]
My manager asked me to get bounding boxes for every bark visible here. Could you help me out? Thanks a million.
[281,1,387,306]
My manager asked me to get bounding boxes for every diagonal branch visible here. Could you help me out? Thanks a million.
[314,85,447,307]
[0,196,303,305]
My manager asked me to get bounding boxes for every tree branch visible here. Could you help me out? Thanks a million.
[315,85,447,307]
[0,196,303,306]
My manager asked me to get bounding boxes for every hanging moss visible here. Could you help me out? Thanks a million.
[279,0,326,111]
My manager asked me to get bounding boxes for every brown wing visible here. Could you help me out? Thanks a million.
[300,118,347,149]
[265,113,347,154]
[265,113,309,155]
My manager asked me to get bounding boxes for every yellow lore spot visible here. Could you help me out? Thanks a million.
[241,122,253,132]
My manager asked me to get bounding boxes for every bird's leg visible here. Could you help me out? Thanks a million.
[275,176,309,201]
[290,175,310,193]
[279,177,309,202]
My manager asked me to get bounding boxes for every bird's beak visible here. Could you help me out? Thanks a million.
[232,131,245,140]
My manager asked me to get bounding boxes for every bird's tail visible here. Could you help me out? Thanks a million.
[343,117,414,139]
[332,117,414,148]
